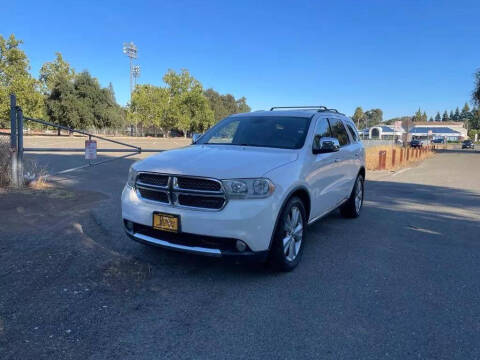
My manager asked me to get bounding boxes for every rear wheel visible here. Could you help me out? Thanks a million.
[269,197,306,272]
[340,174,364,218]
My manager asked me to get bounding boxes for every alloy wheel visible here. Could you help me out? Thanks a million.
[355,177,364,214]
[282,206,303,261]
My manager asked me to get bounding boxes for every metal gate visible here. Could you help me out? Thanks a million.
[8,94,162,187]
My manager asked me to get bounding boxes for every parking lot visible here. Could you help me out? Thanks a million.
[1,144,480,359]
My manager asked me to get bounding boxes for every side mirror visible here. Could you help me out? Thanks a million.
[192,133,203,144]
[312,136,340,154]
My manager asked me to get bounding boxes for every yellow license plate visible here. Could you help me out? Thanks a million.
[153,212,180,233]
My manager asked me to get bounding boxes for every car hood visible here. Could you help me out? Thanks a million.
[134,145,299,179]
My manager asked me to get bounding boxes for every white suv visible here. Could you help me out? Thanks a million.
[122,106,365,271]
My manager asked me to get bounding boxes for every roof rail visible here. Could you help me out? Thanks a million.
[269,106,345,115]
[325,108,345,115]
[270,106,328,111]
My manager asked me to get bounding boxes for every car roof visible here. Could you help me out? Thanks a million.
[230,110,349,120]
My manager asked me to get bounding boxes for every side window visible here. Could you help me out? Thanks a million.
[313,118,331,149]
[314,118,331,138]
[328,118,350,147]
[346,123,358,142]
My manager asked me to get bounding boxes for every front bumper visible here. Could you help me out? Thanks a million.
[121,185,280,254]
[124,227,268,261]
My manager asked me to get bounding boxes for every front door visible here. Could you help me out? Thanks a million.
[306,117,345,220]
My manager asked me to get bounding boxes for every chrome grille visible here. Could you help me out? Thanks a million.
[135,173,226,210]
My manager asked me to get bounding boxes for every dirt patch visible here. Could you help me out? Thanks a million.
[0,187,107,234]
[102,258,154,292]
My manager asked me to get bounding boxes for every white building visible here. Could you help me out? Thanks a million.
[368,125,405,139]
[408,122,467,141]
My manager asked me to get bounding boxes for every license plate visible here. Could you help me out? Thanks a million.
[153,212,180,233]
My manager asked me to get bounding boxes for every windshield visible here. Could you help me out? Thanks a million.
[196,116,311,149]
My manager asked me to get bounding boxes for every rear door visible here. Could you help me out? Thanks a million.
[344,120,364,186]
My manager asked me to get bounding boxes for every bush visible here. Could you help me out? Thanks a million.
[0,135,11,187]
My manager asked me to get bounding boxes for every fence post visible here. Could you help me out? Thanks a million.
[10,94,18,187]
[400,148,404,163]
[16,106,24,187]
[392,149,396,168]
[378,150,386,170]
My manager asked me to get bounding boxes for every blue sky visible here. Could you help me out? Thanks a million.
[3,0,479,119]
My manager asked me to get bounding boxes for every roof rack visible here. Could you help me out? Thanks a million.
[270,106,328,111]
[269,106,345,116]
[326,108,345,115]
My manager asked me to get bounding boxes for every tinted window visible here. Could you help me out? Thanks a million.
[313,118,331,150]
[346,123,358,142]
[315,118,331,138]
[329,118,350,146]
[197,116,311,149]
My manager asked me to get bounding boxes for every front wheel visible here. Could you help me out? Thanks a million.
[269,197,306,272]
[340,174,364,218]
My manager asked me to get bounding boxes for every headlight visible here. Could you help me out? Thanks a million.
[127,167,138,187]
[222,178,275,199]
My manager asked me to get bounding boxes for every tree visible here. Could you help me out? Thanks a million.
[45,71,124,131]
[163,69,214,136]
[422,112,427,122]
[468,108,480,131]
[130,84,170,136]
[204,88,251,123]
[453,107,460,121]
[39,52,75,95]
[364,108,383,127]
[442,110,449,122]
[413,108,422,122]
[429,117,433,122]
[0,34,43,126]
[462,102,470,114]
[473,70,480,107]
[435,112,441,122]
[449,110,454,121]
[352,107,364,129]
[236,97,250,114]
[108,82,116,102]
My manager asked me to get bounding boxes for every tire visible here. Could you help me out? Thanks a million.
[340,173,364,218]
[269,197,306,272]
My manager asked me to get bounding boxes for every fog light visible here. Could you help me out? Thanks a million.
[236,240,247,252]
[125,220,134,232]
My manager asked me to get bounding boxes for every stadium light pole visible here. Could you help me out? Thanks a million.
[123,42,138,135]
[122,42,138,100]
[132,65,141,90]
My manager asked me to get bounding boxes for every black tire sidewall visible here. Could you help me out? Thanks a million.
[270,196,306,271]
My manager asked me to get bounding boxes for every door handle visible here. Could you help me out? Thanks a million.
[334,159,341,163]
[355,152,360,157]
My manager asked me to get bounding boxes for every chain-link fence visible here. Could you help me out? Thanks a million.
[0,133,11,187]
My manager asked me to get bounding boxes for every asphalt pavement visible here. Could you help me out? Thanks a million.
[1,149,479,359]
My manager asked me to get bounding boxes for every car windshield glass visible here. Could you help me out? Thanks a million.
[196,116,311,149]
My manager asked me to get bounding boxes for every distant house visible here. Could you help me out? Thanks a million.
[408,122,467,141]
[368,125,405,139]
